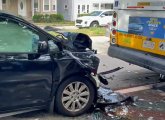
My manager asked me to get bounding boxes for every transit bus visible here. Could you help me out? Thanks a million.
[108,0,165,76]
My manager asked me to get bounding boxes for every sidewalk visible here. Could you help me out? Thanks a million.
[86,86,165,120]
[126,88,165,120]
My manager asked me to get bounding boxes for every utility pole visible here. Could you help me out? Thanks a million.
[0,0,2,10]
[31,0,34,16]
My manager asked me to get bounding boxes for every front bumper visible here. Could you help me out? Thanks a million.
[75,24,88,28]
[75,21,89,28]
[108,45,165,75]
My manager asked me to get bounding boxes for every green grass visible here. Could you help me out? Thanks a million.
[49,27,106,37]
[35,21,75,26]
[66,27,106,36]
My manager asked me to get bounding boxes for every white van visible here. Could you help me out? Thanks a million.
[108,0,165,75]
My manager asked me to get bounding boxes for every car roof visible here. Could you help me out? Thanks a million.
[91,10,114,13]
[102,9,114,11]
[93,10,114,12]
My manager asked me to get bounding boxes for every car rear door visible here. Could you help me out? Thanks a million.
[0,16,53,112]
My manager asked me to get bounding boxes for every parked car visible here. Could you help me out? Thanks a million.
[75,10,114,28]
[0,13,100,117]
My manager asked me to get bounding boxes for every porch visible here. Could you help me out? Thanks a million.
[0,0,35,19]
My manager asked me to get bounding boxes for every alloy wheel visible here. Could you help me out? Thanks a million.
[62,82,90,112]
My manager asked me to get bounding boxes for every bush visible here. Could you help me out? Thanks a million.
[49,14,57,22]
[54,14,64,21]
[78,14,89,17]
[44,14,50,23]
[33,14,64,23]
[33,14,44,22]
[49,14,64,22]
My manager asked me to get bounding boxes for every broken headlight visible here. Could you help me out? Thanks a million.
[65,51,100,74]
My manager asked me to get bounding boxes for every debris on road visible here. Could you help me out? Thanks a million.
[148,117,154,120]
[91,87,136,119]
[98,67,124,85]
[97,87,129,103]
[93,67,137,119]
[87,86,165,120]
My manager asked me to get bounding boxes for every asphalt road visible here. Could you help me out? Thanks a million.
[3,36,162,120]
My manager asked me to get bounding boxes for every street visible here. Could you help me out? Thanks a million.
[1,0,165,119]
[3,36,165,120]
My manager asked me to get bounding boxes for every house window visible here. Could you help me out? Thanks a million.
[78,5,80,14]
[34,0,39,12]
[43,0,50,11]
[2,0,6,4]
[87,5,89,13]
[101,3,113,9]
[52,0,56,11]
[82,5,85,13]
[93,3,99,10]
[64,5,68,10]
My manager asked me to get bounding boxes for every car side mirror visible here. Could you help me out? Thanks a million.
[38,41,48,54]
[48,40,60,54]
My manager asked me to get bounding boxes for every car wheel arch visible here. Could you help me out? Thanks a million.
[90,21,99,26]
[53,74,98,116]
[53,73,97,99]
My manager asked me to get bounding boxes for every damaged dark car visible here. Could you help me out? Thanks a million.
[0,13,100,117]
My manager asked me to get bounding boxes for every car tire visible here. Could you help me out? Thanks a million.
[55,76,95,117]
[90,21,99,27]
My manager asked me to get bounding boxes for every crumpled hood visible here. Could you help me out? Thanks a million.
[56,31,92,51]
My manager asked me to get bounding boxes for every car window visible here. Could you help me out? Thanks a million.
[89,11,102,16]
[102,11,113,16]
[0,17,39,53]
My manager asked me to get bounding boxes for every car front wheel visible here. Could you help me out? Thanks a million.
[55,76,95,117]
[90,21,99,27]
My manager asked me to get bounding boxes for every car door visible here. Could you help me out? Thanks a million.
[100,11,113,26]
[0,16,53,112]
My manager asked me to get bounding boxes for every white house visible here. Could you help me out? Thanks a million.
[0,0,57,19]
[0,0,2,10]
[57,0,114,21]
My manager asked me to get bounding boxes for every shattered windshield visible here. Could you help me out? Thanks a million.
[0,18,39,53]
